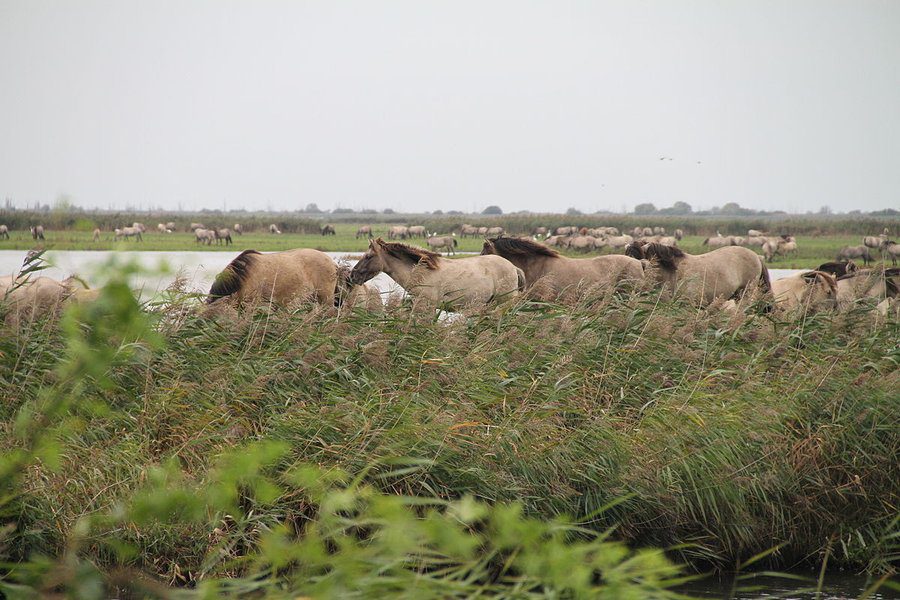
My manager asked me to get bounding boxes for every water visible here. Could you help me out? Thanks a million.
[681,571,895,599]
[0,249,404,300]
[0,250,806,300]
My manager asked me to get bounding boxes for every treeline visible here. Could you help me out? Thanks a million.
[0,210,324,234]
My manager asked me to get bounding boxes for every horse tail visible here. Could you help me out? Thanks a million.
[453,238,458,247]
[758,258,772,294]
[207,249,261,304]
[516,267,526,293]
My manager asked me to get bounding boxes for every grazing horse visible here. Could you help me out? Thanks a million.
[157,223,167,233]
[486,226,504,237]
[92,228,101,242]
[321,224,336,236]
[460,224,479,238]
[771,271,837,313]
[625,241,770,306]
[863,235,887,249]
[557,226,577,236]
[836,245,873,266]
[673,228,684,241]
[215,228,233,245]
[207,248,338,306]
[30,226,45,240]
[763,236,798,262]
[881,240,899,266]
[335,265,383,312]
[703,235,734,249]
[166,222,177,231]
[835,268,900,309]
[600,234,633,252]
[349,238,523,307]
[426,235,458,255]
[0,225,9,240]
[817,260,858,278]
[268,224,282,234]
[233,223,243,235]
[407,225,427,238]
[356,225,373,239]
[190,223,206,232]
[194,228,215,245]
[388,225,409,240]
[481,236,643,301]
[114,227,143,242]
[532,226,549,237]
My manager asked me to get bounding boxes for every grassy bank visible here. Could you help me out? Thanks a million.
[1,273,897,595]
[0,224,891,270]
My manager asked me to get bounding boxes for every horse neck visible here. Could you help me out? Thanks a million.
[378,253,429,287]
[500,253,549,282]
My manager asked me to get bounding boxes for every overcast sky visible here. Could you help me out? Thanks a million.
[1,1,898,214]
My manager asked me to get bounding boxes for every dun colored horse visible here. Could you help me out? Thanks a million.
[349,238,523,307]
[481,237,643,301]
[207,248,339,307]
[626,241,770,306]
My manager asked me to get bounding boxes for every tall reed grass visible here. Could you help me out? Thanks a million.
[0,270,897,596]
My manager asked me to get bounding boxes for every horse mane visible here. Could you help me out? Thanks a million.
[625,241,684,271]
[487,236,559,258]
[817,261,857,277]
[836,268,900,297]
[207,249,261,303]
[376,239,441,269]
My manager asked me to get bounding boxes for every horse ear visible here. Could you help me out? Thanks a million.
[370,238,381,250]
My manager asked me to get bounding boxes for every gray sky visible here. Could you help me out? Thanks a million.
[1,1,898,214]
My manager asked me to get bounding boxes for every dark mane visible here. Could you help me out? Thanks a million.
[487,236,559,258]
[377,240,442,269]
[625,241,684,271]
[207,250,261,303]
[817,260,857,277]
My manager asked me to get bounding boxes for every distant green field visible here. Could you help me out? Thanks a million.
[0,223,891,270]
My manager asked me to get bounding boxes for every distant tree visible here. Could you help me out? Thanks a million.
[447,210,463,215]
[818,205,832,215]
[305,203,323,213]
[870,208,899,216]
[565,207,583,216]
[719,202,748,216]
[671,201,692,214]
[382,208,395,214]
[332,207,355,214]
[432,209,443,215]
[53,193,75,212]
[633,202,657,215]
[482,205,503,215]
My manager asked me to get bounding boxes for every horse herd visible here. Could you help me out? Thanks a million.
[2,235,897,327]
[199,237,898,318]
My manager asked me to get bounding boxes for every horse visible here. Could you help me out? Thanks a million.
[600,234,633,252]
[207,248,339,307]
[836,245,873,266]
[114,227,143,242]
[233,223,243,235]
[1,275,99,325]
[356,225,373,239]
[816,260,858,278]
[335,265,383,312]
[625,241,770,306]
[567,235,599,252]
[748,229,766,237]
[30,226,45,240]
[881,240,899,266]
[349,238,523,307]
[0,225,9,239]
[532,226,549,237]
[268,224,282,235]
[92,228,101,242]
[673,229,684,241]
[321,224,336,236]
[477,227,489,236]
[407,225,427,238]
[835,268,900,309]
[486,226,504,237]
[481,236,643,301]
[388,225,409,240]
[194,228,215,245]
[652,226,665,235]
[763,236,798,262]
[166,222,177,231]
[771,271,837,313]
[157,223,167,233]
[703,235,734,249]
[460,224,479,238]
[863,234,887,249]
[426,235,458,255]
[215,228,233,245]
